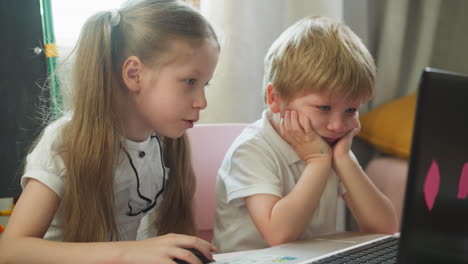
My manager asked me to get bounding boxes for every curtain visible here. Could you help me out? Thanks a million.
[371,0,468,108]
[200,0,468,118]
[199,0,343,123]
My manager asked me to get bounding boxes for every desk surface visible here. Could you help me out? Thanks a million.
[214,232,387,263]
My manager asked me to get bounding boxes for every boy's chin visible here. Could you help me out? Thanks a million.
[322,137,341,146]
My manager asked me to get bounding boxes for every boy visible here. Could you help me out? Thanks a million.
[212,16,398,253]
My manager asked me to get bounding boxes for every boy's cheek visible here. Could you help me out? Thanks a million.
[349,115,360,128]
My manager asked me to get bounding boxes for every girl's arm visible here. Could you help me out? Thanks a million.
[244,110,332,246]
[0,179,214,264]
[333,126,398,235]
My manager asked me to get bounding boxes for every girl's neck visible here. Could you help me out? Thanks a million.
[123,119,153,142]
[121,101,153,142]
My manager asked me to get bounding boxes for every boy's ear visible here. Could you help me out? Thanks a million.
[122,56,143,92]
[266,83,281,113]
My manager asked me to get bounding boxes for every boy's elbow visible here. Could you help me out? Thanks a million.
[361,220,398,235]
[381,222,399,235]
[381,215,399,234]
[263,231,299,247]
[372,225,397,235]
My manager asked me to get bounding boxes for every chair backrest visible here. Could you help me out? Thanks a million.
[187,123,247,241]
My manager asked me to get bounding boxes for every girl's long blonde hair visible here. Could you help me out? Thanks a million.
[58,0,217,242]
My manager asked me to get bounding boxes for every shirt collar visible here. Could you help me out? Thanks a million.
[124,134,153,151]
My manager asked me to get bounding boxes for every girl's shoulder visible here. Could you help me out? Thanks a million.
[22,114,72,194]
[42,114,72,143]
[32,114,72,157]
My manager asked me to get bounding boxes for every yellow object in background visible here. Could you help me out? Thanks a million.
[357,94,417,159]
[0,203,14,216]
[0,210,12,216]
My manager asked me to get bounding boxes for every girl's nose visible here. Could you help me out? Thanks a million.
[194,90,207,110]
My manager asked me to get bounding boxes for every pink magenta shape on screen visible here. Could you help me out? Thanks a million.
[424,160,440,211]
[457,163,468,199]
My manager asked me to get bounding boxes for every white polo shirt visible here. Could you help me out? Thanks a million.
[21,115,168,241]
[212,109,346,253]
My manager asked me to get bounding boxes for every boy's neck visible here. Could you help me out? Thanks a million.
[268,110,283,138]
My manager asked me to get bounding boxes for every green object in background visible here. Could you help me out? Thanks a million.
[40,0,62,119]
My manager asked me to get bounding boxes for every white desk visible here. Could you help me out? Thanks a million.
[214,232,387,263]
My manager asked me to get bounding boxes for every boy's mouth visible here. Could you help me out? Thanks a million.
[322,137,339,145]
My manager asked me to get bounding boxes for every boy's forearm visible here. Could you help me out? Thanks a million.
[264,157,332,245]
[334,154,398,234]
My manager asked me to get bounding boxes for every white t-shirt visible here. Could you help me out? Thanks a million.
[212,109,346,253]
[21,115,169,241]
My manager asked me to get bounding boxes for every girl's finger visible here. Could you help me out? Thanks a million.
[172,235,215,262]
[171,247,203,264]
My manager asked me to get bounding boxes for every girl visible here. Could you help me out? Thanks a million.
[0,0,220,263]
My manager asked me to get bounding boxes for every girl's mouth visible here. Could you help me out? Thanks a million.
[184,120,195,128]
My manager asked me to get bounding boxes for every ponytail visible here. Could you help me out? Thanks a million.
[60,11,122,242]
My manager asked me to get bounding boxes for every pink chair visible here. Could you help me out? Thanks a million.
[187,123,247,242]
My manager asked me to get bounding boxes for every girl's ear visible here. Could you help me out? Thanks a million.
[266,83,281,113]
[122,56,143,92]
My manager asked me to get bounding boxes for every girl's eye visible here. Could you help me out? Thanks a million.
[185,79,196,85]
[317,105,331,111]
[346,108,358,113]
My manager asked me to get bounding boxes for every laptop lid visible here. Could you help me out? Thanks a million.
[397,68,468,263]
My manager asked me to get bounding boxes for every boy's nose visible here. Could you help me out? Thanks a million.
[326,115,346,133]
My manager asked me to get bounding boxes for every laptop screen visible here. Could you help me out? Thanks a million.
[398,68,468,263]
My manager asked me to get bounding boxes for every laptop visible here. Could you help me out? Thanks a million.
[213,68,468,264]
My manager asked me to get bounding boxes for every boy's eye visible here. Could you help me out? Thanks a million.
[346,108,358,113]
[317,105,331,111]
[185,79,196,85]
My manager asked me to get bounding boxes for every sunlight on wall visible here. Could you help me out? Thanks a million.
[52,0,127,47]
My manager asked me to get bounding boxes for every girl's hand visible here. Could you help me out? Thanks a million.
[280,110,331,164]
[332,121,361,159]
[122,233,216,264]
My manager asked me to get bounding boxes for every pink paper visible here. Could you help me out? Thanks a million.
[424,160,440,211]
[457,163,468,199]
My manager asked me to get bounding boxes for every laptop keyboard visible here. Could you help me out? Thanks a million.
[309,236,399,264]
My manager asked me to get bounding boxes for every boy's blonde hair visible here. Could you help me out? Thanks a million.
[57,0,217,242]
[263,16,375,103]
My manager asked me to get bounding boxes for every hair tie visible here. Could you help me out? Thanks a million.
[109,9,121,27]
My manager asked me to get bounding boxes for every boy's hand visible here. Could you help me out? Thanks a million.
[332,121,361,159]
[280,110,331,164]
